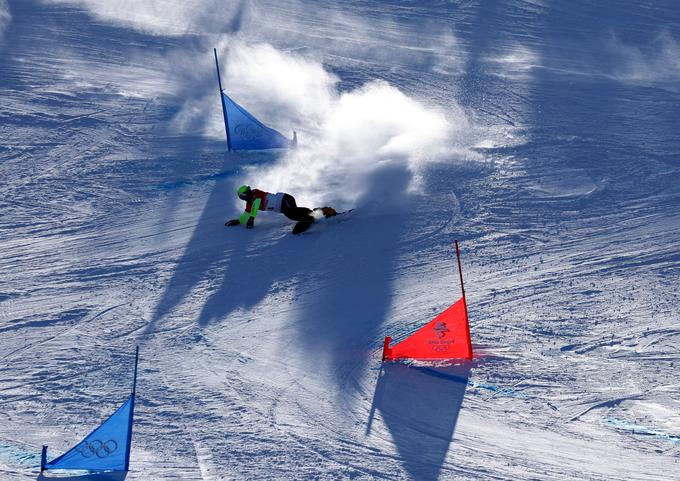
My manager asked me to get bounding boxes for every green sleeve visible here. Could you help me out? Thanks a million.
[238,198,261,224]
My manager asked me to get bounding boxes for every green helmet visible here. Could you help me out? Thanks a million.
[237,185,251,200]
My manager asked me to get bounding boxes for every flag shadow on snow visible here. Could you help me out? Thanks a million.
[367,362,471,481]
[37,472,127,481]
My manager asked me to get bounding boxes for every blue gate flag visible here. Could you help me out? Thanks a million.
[213,48,292,151]
[41,346,138,473]
[221,91,291,151]
[43,396,134,471]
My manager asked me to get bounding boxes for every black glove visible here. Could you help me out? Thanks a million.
[225,219,240,227]
[246,217,255,229]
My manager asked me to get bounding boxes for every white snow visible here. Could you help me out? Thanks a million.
[1,0,679,480]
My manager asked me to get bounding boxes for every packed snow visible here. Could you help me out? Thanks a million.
[1,0,679,480]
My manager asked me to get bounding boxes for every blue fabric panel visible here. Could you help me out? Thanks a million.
[222,92,290,150]
[45,396,133,471]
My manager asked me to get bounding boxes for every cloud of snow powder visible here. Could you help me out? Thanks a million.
[43,0,235,36]
[41,0,481,207]
[485,43,540,80]
[609,32,680,84]
[208,40,474,208]
[0,0,11,43]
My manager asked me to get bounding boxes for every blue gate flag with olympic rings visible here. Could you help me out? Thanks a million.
[213,48,293,152]
[43,395,134,471]
[221,91,292,151]
[41,346,138,472]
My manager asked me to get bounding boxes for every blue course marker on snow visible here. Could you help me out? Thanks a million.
[41,347,139,472]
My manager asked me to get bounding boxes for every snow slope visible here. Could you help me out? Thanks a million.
[1,0,679,479]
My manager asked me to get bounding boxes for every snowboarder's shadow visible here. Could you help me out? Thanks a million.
[37,471,127,481]
[197,161,414,332]
[144,156,262,334]
[367,361,471,481]
[291,163,412,377]
[194,227,294,326]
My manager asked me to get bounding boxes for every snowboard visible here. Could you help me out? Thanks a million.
[292,208,354,235]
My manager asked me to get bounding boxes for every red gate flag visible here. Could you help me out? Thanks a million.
[382,240,473,361]
[382,298,472,361]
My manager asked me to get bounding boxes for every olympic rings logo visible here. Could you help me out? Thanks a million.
[234,124,264,141]
[77,439,118,458]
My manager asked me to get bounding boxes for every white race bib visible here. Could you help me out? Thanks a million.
[265,192,284,213]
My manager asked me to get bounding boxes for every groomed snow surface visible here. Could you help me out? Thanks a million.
[1,1,679,480]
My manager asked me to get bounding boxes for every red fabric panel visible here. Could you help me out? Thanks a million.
[386,298,472,360]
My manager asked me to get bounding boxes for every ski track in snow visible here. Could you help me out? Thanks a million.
[1,0,680,479]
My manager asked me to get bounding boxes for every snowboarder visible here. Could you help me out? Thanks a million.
[225,185,337,234]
